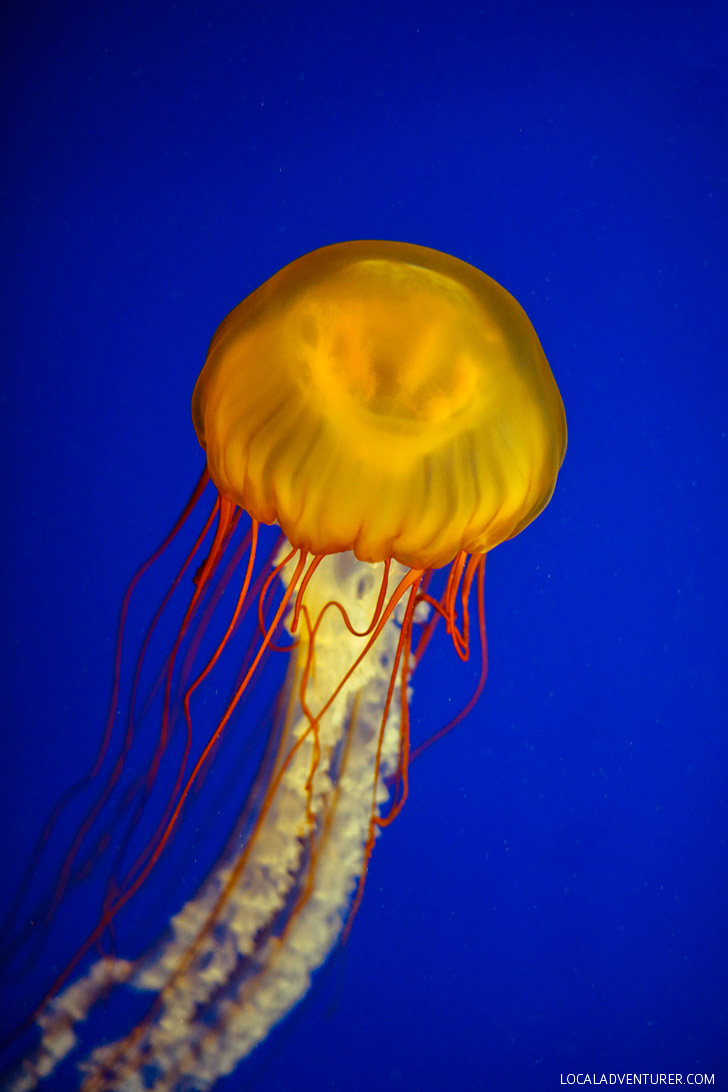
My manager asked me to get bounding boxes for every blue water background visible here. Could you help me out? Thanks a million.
[1,2,726,1090]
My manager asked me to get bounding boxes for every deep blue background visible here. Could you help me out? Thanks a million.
[1,2,727,1090]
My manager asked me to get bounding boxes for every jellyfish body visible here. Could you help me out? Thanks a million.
[10,242,566,1091]
[193,240,566,568]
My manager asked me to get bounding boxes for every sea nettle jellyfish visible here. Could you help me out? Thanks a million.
[8,241,566,1091]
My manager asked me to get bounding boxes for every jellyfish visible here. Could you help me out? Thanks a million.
[8,241,566,1091]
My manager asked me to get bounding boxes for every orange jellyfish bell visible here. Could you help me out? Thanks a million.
[12,242,565,1092]
[192,239,566,568]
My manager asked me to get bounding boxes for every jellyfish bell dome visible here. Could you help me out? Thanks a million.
[192,240,567,570]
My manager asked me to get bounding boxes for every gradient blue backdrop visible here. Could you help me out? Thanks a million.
[1,2,726,1090]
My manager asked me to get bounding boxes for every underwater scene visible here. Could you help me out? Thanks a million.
[1,2,726,1090]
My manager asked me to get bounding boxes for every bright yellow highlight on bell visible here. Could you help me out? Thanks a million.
[193,240,566,568]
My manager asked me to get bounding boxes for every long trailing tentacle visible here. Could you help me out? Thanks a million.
[0,470,211,977]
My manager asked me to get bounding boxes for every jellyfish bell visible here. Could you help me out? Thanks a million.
[193,239,566,568]
[9,241,566,1091]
